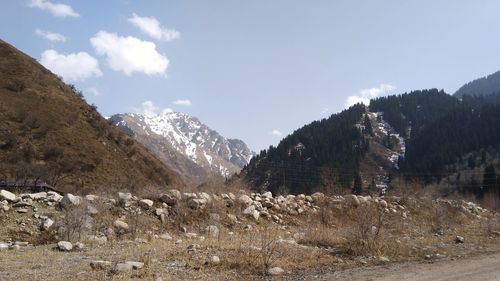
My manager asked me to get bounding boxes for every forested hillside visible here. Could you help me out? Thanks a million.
[243,104,369,195]
[244,87,500,199]
[454,70,500,97]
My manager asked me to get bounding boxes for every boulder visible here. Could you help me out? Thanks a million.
[113,220,129,231]
[268,267,285,276]
[455,236,465,244]
[90,260,112,270]
[0,190,17,202]
[139,199,154,209]
[85,194,98,201]
[159,190,180,206]
[159,233,172,240]
[346,194,360,207]
[42,218,54,230]
[47,191,63,202]
[60,193,81,208]
[57,241,73,251]
[207,255,220,265]
[187,198,207,209]
[24,192,47,200]
[238,195,253,206]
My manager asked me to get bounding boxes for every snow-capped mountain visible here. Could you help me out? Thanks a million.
[109,111,255,184]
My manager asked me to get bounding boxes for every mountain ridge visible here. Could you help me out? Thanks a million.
[109,111,255,184]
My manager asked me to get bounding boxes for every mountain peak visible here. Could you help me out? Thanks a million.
[110,111,255,184]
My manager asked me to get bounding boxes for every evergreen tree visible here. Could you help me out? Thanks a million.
[352,173,362,195]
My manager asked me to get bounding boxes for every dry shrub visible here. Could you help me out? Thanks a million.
[58,203,90,242]
[347,204,386,256]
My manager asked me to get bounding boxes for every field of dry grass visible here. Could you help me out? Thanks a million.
[1,186,499,280]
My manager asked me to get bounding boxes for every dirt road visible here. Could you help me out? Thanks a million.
[295,252,500,281]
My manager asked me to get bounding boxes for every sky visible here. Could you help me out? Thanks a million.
[2,1,500,152]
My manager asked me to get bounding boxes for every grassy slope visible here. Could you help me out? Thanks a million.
[0,39,183,194]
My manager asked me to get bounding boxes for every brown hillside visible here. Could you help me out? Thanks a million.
[0,39,183,194]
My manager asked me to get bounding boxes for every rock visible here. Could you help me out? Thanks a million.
[187,198,207,209]
[243,205,256,215]
[60,193,81,208]
[185,233,198,239]
[198,192,212,203]
[238,195,253,206]
[159,193,178,206]
[114,263,133,273]
[42,218,54,230]
[251,210,260,220]
[86,205,99,216]
[491,231,500,237]
[85,194,98,201]
[379,200,388,208]
[17,208,28,213]
[0,190,17,202]
[57,241,73,251]
[262,191,273,199]
[455,236,465,244]
[227,214,238,225]
[90,260,112,270]
[378,256,390,262]
[207,255,220,265]
[268,267,285,276]
[25,192,47,200]
[47,191,63,202]
[13,201,32,208]
[74,242,85,250]
[347,194,360,207]
[125,261,144,269]
[243,224,253,231]
[205,225,219,238]
[139,199,154,209]
[113,220,129,231]
[1,204,9,212]
[118,192,132,202]
[0,243,9,251]
[159,233,172,240]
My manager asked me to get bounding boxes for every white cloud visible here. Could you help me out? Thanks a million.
[139,100,173,117]
[128,13,180,42]
[35,28,66,42]
[90,31,169,76]
[27,0,79,18]
[345,83,396,108]
[40,49,102,82]
[87,87,100,97]
[173,99,192,106]
[270,129,283,137]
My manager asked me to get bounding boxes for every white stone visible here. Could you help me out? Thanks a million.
[113,219,129,230]
[159,233,172,240]
[207,255,220,265]
[47,191,63,202]
[57,241,73,251]
[268,267,285,276]
[42,218,54,230]
[60,193,81,208]
[0,190,17,202]
[139,199,154,209]
[238,195,253,206]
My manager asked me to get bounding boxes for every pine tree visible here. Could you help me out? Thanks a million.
[352,173,362,195]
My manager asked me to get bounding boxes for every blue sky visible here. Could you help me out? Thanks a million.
[2,1,500,151]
